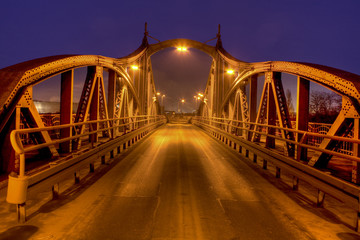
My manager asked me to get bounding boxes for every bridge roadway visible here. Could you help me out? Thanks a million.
[1,124,358,239]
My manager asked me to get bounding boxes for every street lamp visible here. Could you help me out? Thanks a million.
[131,65,139,70]
[226,69,234,74]
[177,47,187,52]
[178,99,185,113]
[161,94,165,105]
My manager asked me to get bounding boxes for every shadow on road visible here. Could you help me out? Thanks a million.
[0,225,38,240]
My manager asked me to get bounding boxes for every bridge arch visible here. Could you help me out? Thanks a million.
[221,61,360,113]
[0,55,140,130]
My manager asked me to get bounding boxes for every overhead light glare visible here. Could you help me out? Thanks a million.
[226,69,235,74]
[177,47,188,52]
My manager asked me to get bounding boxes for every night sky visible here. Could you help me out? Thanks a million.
[1,0,360,112]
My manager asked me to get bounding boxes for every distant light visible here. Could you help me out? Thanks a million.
[181,99,185,103]
[162,94,166,97]
[157,92,161,96]
[198,93,204,97]
[197,97,200,100]
[226,69,235,74]
[177,47,188,52]
[131,65,139,70]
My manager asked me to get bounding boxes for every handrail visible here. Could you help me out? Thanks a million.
[10,115,165,177]
[193,116,360,158]
[192,116,360,199]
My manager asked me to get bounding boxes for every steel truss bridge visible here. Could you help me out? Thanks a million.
[1,25,360,231]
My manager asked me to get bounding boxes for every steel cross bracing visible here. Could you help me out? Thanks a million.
[1,26,360,228]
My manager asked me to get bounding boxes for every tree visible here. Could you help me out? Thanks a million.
[285,89,294,115]
[309,91,342,123]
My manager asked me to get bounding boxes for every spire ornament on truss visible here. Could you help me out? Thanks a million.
[143,22,160,45]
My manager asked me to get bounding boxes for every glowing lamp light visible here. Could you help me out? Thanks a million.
[226,69,235,74]
[157,92,161,96]
[181,99,185,103]
[177,47,188,52]
[131,65,139,70]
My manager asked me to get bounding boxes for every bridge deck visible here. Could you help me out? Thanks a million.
[0,124,358,239]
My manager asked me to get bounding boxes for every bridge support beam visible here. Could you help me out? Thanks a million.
[266,73,276,149]
[353,119,360,184]
[296,77,309,161]
[60,70,73,153]
[108,70,116,138]
[248,75,258,140]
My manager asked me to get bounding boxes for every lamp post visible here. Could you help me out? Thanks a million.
[178,99,185,113]
[161,94,165,105]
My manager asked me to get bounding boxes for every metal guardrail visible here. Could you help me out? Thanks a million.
[192,116,360,231]
[7,115,166,222]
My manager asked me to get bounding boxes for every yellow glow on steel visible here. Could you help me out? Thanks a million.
[226,69,235,74]
[131,65,139,70]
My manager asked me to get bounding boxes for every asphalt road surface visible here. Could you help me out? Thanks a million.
[4,124,357,240]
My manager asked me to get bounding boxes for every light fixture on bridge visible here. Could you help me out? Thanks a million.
[131,65,139,70]
[177,47,188,52]
[157,92,161,96]
[226,69,235,74]
[181,99,185,103]
[198,93,204,97]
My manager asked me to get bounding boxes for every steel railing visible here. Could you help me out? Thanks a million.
[192,116,360,230]
[7,115,166,222]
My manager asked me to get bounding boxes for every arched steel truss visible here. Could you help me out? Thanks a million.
[1,29,360,184]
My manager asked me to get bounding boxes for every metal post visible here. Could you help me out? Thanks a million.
[74,171,80,184]
[276,167,281,178]
[352,119,360,184]
[317,190,325,207]
[90,77,99,144]
[266,73,276,148]
[248,75,258,140]
[90,163,95,172]
[296,77,309,161]
[17,203,26,223]
[52,183,60,199]
[60,70,73,153]
[293,176,299,190]
[263,159,268,170]
[108,70,116,138]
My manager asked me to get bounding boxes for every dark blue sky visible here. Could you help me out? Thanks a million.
[1,0,360,112]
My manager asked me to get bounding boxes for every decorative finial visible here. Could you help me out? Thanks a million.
[144,22,148,36]
[216,24,223,49]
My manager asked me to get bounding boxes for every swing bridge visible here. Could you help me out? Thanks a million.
[1,26,360,232]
